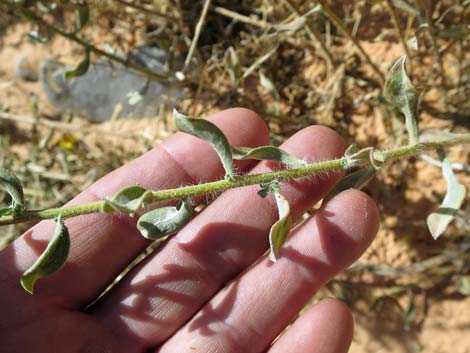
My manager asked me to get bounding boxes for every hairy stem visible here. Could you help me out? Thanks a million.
[1,135,470,226]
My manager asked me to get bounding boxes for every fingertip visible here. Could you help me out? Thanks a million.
[314,298,354,341]
[314,189,380,267]
[269,298,354,353]
[323,188,380,243]
[282,125,347,162]
[210,107,269,147]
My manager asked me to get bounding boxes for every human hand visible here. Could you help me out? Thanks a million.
[0,108,379,353]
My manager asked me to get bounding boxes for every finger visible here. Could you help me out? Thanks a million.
[0,108,269,308]
[268,299,354,353]
[93,125,346,349]
[158,189,379,353]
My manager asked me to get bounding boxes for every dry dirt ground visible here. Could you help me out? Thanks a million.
[0,5,469,353]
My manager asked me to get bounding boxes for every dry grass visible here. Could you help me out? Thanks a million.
[0,0,469,351]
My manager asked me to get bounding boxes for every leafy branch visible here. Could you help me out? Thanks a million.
[0,56,468,294]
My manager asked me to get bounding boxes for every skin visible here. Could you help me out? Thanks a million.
[0,108,379,353]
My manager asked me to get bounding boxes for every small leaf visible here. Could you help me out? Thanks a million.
[457,276,470,296]
[127,90,144,106]
[102,185,149,215]
[64,49,90,81]
[427,150,466,239]
[269,192,292,262]
[137,199,193,239]
[232,146,306,168]
[174,109,234,179]
[75,3,90,33]
[0,208,13,217]
[27,30,50,43]
[0,168,24,213]
[21,216,70,294]
[258,180,280,198]
[224,46,241,86]
[324,166,376,203]
[384,56,420,144]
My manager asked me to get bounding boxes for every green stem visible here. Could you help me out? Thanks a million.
[1,135,470,226]
[1,0,169,82]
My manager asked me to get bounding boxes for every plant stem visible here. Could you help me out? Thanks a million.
[284,0,336,69]
[385,0,412,58]
[183,0,212,71]
[1,0,169,82]
[316,0,385,84]
[2,134,470,226]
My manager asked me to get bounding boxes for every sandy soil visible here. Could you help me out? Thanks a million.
[1,12,469,353]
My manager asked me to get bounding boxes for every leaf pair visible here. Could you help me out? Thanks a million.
[173,110,305,180]
[103,185,193,240]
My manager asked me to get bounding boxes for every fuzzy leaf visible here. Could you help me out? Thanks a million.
[174,109,234,179]
[324,166,376,203]
[232,146,305,168]
[64,49,90,80]
[269,192,292,262]
[102,185,149,215]
[384,56,419,144]
[427,153,466,239]
[0,168,24,213]
[137,199,193,239]
[258,180,281,198]
[21,217,70,294]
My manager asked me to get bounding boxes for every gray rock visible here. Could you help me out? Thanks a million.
[40,46,181,122]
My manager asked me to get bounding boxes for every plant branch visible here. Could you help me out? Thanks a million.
[2,135,470,227]
[1,0,169,82]
[316,0,385,84]
[385,0,412,58]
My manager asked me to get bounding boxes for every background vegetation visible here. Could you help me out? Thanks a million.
[0,1,469,351]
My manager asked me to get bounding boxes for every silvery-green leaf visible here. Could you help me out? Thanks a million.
[102,185,149,215]
[137,199,193,239]
[324,166,376,203]
[0,168,24,213]
[21,216,70,294]
[258,180,281,198]
[384,56,420,144]
[269,192,292,263]
[174,109,234,179]
[232,146,306,168]
[225,46,241,86]
[259,71,276,95]
[75,3,90,33]
[64,49,90,81]
[427,152,466,239]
